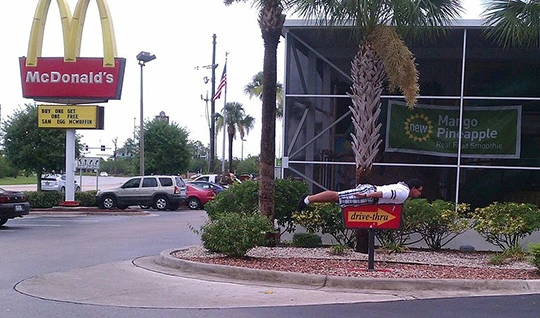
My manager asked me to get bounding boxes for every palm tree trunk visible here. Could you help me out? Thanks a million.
[350,41,386,253]
[258,0,284,219]
[228,128,234,172]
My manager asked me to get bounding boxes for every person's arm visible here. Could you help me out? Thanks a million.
[354,191,382,199]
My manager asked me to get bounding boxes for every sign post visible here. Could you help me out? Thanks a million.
[343,204,403,270]
[20,0,125,205]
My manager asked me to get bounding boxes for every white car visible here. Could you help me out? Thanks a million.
[100,172,109,177]
[41,174,81,192]
[191,174,242,187]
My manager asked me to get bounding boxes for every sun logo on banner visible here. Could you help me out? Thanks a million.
[404,113,433,142]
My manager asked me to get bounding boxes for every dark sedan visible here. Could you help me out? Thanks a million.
[0,187,30,226]
[187,181,226,194]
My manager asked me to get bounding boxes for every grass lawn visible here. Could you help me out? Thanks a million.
[0,176,37,185]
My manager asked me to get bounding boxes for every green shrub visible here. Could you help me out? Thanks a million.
[195,213,274,258]
[529,242,540,271]
[292,232,322,248]
[205,181,259,219]
[329,244,351,255]
[75,190,98,207]
[405,199,470,250]
[488,253,506,265]
[26,191,62,208]
[292,203,356,247]
[376,198,424,250]
[472,202,540,251]
[205,179,308,234]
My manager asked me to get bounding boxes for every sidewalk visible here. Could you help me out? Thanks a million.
[14,248,540,309]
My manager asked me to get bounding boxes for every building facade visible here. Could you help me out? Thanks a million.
[281,19,540,209]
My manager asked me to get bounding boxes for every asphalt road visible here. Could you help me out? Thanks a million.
[2,210,540,317]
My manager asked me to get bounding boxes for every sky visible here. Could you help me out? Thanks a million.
[0,0,483,162]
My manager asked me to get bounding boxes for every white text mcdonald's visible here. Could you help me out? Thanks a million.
[20,0,125,104]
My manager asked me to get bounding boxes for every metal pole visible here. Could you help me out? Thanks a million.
[367,227,375,271]
[139,61,145,176]
[65,129,76,202]
[210,34,217,172]
[221,53,228,173]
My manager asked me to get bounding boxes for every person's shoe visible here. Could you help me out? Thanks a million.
[296,194,308,211]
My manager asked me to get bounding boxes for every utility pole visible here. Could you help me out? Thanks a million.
[210,34,217,173]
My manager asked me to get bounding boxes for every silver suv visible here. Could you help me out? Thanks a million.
[96,175,187,210]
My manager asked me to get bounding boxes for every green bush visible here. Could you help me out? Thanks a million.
[292,203,356,247]
[529,242,540,271]
[25,190,98,208]
[205,179,308,234]
[376,199,424,250]
[292,232,322,248]
[472,202,540,251]
[405,199,470,250]
[205,181,259,219]
[75,190,98,207]
[195,213,274,258]
[25,191,62,208]
[329,244,351,255]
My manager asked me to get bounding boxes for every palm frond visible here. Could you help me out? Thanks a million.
[482,0,540,48]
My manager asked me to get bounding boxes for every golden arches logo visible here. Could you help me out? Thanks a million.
[20,0,125,104]
[26,0,117,67]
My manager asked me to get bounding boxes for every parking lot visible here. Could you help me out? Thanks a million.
[3,176,129,192]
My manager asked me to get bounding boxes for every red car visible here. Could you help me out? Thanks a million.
[185,184,215,210]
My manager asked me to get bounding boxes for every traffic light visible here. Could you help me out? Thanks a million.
[100,145,106,151]
[85,144,89,151]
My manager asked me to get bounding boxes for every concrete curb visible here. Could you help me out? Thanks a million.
[157,248,540,293]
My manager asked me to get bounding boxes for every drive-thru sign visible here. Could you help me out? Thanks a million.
[343,204,403,230]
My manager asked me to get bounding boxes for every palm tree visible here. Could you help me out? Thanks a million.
[224,0,286,219]
[290,1,463,182]
[289,1,463,252]
[482,0,540,49]
[216,102,255,172]
[244,71,284,118]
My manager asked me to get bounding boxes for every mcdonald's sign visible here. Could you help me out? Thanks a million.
[19,0,126,104]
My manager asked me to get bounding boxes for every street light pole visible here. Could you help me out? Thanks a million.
[210,34,217,173]
[136,51,156,176]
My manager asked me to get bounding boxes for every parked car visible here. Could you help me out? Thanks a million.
[41,174,81,192]
[187,181,225,194]
[99,172,109,177]
[185,183,215,210]
[0,187,30,226]
[96,175,187,211]
[191,173,242,187]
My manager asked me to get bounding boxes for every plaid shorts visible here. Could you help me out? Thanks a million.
[337,184,377,208]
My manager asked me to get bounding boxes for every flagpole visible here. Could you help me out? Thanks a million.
[221,52,228,173]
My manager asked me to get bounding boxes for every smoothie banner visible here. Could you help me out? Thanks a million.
[385,101,521,158]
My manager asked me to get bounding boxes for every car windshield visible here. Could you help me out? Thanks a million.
[122,178,141,189]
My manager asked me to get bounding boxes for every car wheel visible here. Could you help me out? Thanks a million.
[188,197,201,210]
[60,186,65,192]
[139,205,151,209]
[76,186,81,192]
[153,196,169,211]
[100,195,117,209]
[0,218,7,226]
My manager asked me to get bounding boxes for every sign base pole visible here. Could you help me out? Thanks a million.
[367,227,375,271]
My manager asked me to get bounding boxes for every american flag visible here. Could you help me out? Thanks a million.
[213,63,227,101]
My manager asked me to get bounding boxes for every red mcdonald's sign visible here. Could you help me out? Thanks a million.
[20,0,126,104]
